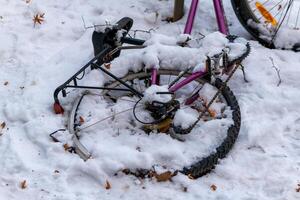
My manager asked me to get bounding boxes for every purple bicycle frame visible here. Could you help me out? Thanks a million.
[184,0,229,35]
[150,0,228,103]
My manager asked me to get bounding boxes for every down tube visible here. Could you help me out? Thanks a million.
[213,0,229,35]
[169,71,206,93]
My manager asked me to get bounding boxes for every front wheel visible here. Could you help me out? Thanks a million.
[69,69,241,178]
[232,0,300,51]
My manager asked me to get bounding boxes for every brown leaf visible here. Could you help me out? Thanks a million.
[105,180,111,190]
[210,184,217,191]
[154,171,173,182]
[148,170,155,178]
[187,174,195,180]
[0,122,6,129]
[20,180,27,189]
[122,169,130,175]
[104,63,111,69]
[208,108,217,118]
[63,143,70,151]
[79,116,85,125]
[33,13,45,26]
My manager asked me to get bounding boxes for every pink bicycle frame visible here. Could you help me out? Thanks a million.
[184,0,229,35]
[150,0,228,102]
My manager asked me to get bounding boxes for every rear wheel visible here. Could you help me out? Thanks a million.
[232,0,300,51]
[69,69,241,178]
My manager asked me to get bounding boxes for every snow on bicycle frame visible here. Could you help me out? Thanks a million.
[52,17,250,178]
[53,17,248,115]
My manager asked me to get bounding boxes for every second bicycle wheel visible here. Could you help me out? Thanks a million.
[232,0,300,51]
[69,69,241,178]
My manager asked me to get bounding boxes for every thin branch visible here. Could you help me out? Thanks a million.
[269,57,282,86]
[81,16,112,30]
[129,28,157,38]
[240,64,249,83]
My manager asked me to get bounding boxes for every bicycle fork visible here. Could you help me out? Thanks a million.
[184,0,229,35]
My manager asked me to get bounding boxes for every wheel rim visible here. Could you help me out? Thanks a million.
[69,69,237,176]
[244,0,300,48]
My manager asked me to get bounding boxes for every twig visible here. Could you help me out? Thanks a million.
[128,28,157,38]
[269,57,282,86]
[49,129,66,142]
[196,32,206,41]
[240,64,249,83]
[81,16,112,30]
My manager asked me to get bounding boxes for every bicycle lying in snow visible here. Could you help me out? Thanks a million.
[53,17,250,179]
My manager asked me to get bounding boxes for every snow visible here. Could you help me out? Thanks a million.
[143,85,172,103]
[173,107,199,129]
[0,0,300,200]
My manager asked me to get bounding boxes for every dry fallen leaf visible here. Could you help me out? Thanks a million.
[104,63,111,69]
[0,122,5,129]
[0,122,5,136]
[105,180,111,190]
[208,108,217,118]
[33,13,45,27]
[20,180,27,189]
[122,169,130,175]
[79,116,85,125]
[210,184,217,191]
[63,143,70,151]
[154,171,173,182]
[187,174,195,180]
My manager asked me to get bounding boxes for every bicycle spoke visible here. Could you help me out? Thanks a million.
[78,105,143,131]
[295,6,300,28]
[271,0,294,42]
[257,0,284,21]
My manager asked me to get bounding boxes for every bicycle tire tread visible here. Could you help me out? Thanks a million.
[181,78,241,178]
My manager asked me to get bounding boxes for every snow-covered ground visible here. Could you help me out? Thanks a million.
[0,0,299,199]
